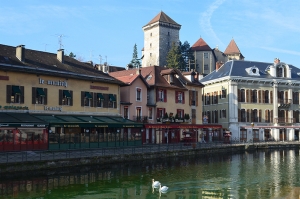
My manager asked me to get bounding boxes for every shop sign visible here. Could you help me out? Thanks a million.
[44,106,62,111]
[0,123,48,127]
[0,105,29,110]
[39,78,68,87]
[90,85,109,90]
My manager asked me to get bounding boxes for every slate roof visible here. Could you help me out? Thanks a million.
[191,37,212,51]
[143,11,181,27]
[200,60,300,83]
[0,44,124,85]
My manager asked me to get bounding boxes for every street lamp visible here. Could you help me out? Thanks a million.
[251,122,254,143]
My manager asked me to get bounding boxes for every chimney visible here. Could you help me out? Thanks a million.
[216,61,223,71]
[57,49,64,63]
[136,68,141,75]
[16,45,25,62]
[274,58,280,65]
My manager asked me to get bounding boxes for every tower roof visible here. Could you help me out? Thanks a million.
[191,37,212,51]
[224,39,241,55]
[144,11,180,27]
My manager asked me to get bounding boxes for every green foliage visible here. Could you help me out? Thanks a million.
[164,112,169,118]
[69,52,76,58]
[184,113,190,119]
[130,44,141,68]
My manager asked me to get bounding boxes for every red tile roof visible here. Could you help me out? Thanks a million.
[114,74,139,84]
[144,11,181,27]
[191,37,212,51]
[224,39,241,55]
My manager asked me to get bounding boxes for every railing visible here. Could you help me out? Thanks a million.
[274,117,295,124]
[0,140,299,165]
[132,116,148,123]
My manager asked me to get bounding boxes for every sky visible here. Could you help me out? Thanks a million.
[1,0,300,68]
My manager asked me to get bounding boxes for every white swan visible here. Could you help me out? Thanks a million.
[152,179,160,188]
[159,184,168,193]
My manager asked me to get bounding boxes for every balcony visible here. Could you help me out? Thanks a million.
[278,99,291,108]
[133,116,148,123]
[274,117,295,124]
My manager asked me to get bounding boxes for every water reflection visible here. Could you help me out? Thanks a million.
[1,149,300,198]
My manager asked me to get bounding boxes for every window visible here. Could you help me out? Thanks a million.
[293,92,299,104]
[60,90,72,106]
[150,53,152,57]
[175,91,184,104]
[157,89,167,102]
[239,89,245,102]
[221,89,227,98]
[240,130,247,140]
[204,64,208,70]
[108,94,117,108]
[82,91,92,107]
[148,108,153,120]
[136,88,141,101]
[177,109,184,119]
[205,93,210,105]
[150,43,152,48]
[136,107,142,121]
[252,90,257,103]
[168,32,170,36]
[189,90,198,106]
[204,52,208,58]
[240,109,246,122]
[220,109,226,118]
[124,106,128,119]
[7,85,24,104]
[150,33,152,37]
[96,93,104,107]
[157,108,165,118]
[32,87,47,105]
[264,90,269,103]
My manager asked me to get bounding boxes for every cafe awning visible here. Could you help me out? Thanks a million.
[63,90,71,98]
[37,88,46,96]
[12,86,21,95]
[85,92,93,99]
[32,114,143,128]
[97,93,104,100]
[0,112,48,128]
[109,94,116,101]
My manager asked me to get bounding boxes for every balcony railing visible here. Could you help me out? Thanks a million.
[278,99,291,108]
[274,117,295,124]
[132,116,148,123]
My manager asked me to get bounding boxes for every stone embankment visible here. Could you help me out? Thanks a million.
[0,142,299,174]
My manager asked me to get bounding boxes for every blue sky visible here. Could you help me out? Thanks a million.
[1,0,300,68]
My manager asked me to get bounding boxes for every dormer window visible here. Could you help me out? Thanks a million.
[245,66,260,76]
[169,74,174,83]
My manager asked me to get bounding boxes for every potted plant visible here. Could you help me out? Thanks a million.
[184,114,191,123]
[175,113,183,123]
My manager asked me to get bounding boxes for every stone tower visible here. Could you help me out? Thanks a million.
[142,11,181,67]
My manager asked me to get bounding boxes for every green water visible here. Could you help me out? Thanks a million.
[1,149,300,199]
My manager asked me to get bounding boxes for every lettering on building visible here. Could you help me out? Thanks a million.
[39,78,68,87]
[0,105,29,110]
[0,75,9,80]
[90,85,109,90]
[44,106,62,111]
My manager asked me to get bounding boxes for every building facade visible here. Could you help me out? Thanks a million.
[0,44,143,151]
[200,58,300,142]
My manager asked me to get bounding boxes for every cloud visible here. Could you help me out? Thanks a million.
[199,0,226,47]
[261,47,300,56]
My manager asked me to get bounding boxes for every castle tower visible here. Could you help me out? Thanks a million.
[142,11,181,67]
[224,39,244,60]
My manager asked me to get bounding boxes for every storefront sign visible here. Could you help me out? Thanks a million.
[0,105,28,110]
[0,75,9,80]
[39,78,68,87]
[44,106,62,111]
[0,123,48,127]
[90,85,109,90]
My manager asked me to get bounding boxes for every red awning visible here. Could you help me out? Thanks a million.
[144,124,222,129]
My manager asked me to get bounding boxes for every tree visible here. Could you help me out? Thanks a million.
[166,42,182,69]
[166,41,194,71]
[130,44,141,68]
[69,52,76,58]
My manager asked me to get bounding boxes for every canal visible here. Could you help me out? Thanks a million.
[1,148,300,199]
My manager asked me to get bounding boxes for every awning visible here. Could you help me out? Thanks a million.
[0,113,48,128]
[32,114,143,128]
[97,93,104,100]
[36,88,46,96]
[109,94,116,101]
[85,92,93,99]
[63,90,71,98]
[144,124,222,129]
[12,86,21,95]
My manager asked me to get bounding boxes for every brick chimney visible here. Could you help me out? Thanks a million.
[57,49,64,63]
[216,61,223,71]
[16,45,25,62]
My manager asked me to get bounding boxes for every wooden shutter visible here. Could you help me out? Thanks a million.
[182,92,185,104]
[32,87,36,104]
[93,93,97,107]
[258,90,261,103]
[81,91,84,107]
[189,90,192,105]
[246,90,249,103]
[103,94,108,108]
[156,89,159,102]
[270,91,273,103]
[265,110,268,123]
[69,91,73,106]
[219,90,221,99]
[44,88,48,105]
[250,90,253,103]
[6,85,12,103]
[270,110,273,123]
[285,91,288,104]
[175,91,178,103]
[238,89,241,102]
[259,109,262,122]
[247,109,250,122]
[59,90,62,105]
[20,86,24,104]
[114,94,117,108]
[262,90,265,103]
[164,90,167,102]
[196,91,198,106]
